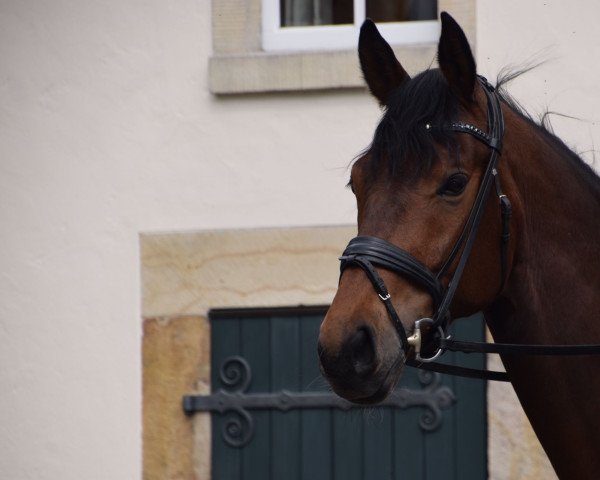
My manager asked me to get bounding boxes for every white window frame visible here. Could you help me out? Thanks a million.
[262,0,440,52]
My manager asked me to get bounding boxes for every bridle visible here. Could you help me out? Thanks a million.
[339,76,600,382]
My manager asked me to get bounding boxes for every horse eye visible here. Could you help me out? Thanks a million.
[440,173,468,196]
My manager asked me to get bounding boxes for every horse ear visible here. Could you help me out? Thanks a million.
[438,12,476,103]
[359,19,410,106]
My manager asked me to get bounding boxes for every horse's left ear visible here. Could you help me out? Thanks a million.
[438,12,476,103]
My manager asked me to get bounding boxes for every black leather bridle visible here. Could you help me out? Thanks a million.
[339,76,600,382]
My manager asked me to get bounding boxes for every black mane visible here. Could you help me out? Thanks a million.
[366,68,459,180]
[495,70,600,201]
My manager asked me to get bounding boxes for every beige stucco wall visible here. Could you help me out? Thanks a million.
[2,0,600,478]
[141,226,352,480]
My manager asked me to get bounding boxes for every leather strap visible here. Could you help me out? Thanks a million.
[431,76,506,331]
[410,335,600,382]
[341,236,444,308]
[406,358,509,382]
[441,338,600,355]
[341,255,410,351]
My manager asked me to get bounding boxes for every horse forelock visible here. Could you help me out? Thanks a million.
[364,68,460,183]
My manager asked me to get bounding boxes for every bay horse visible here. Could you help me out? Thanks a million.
[318,12,600,479]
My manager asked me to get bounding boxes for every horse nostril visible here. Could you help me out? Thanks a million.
[347,327,376,377]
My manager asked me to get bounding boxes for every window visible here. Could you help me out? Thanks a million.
[263,0,439,52]
[209,0,474,94]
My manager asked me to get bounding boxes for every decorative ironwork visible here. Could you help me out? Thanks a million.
[183,355,456,448]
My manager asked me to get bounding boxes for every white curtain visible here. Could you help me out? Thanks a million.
[282,0,333,26]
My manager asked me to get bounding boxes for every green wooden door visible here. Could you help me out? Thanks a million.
[208,307,487,479]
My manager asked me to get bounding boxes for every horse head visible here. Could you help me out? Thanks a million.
[318,13,518,404]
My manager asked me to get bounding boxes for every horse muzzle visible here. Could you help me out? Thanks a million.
[318,320,408,404]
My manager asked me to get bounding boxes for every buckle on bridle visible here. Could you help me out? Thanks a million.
[407,318,449,363]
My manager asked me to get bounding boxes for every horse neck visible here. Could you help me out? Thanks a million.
[490,111,600,342]
[484,110,600,479]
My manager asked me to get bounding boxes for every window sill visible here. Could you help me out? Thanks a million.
[209,44,437,94]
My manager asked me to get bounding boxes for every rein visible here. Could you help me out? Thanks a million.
[339,76,600,382]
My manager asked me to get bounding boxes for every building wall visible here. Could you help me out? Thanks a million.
[141,226,353,479]
[1,0,599,478]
